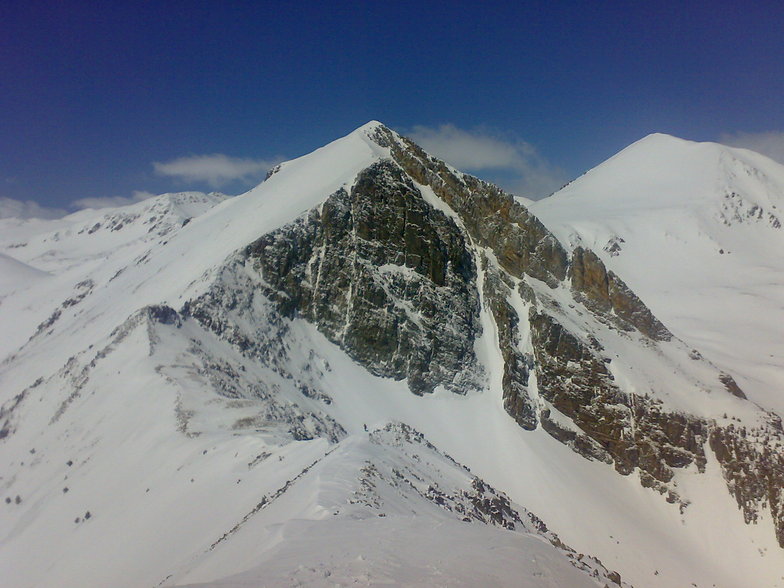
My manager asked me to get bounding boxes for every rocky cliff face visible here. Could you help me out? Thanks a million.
[370,125,569,287]
[528,309,706,499]
[709,420,784,546]
[179,123,784,548]
[242,160,483,396]
[570,247,672,341]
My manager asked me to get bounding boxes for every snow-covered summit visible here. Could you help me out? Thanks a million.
[537,132,783,220]
[532,133,784,415]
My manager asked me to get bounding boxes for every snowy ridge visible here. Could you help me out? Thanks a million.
[0,253,49,295]
[0,297,623,588]
[174,422,629,588]
[0,124,386,363]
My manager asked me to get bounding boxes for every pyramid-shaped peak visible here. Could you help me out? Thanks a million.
[350,120,402,149]
[346,120,395,143]
[354,120,388,133]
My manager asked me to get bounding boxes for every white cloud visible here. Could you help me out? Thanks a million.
[0,197,67,220]
[70,190,157,211]
[718,131,784,164]
[408,124,568,199]
[153,154,283,188]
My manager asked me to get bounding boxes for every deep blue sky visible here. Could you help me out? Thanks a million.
[2,1,783,212]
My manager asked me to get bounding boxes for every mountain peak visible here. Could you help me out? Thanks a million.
[354,119,387,133]
[536,130,784,217]
[348,120,395,147]
[636,131,692,143]
[624,132,700,155]
[531,126,784,419]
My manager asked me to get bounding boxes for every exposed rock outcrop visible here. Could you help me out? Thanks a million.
[372,125,569,287]
[529,311,706,495]
[570,247,671,341]
[244,160,483,395]
[709,420,784,546]
[481,255,537,430]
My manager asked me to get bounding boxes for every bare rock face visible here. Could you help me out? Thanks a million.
[382,126,783,545]
[371,125,569,287]
[481,255,537,430]
[709,420,784,546]
[244,160,484,395]
[528,311,708,498]
[570,247,672,341]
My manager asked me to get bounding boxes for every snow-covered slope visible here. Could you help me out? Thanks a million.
[1,123,783,588]
[531,134,784,417]
[0,253,49,295]
[0,191,230,359]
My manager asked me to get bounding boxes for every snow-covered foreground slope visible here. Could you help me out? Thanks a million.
[0,305,625,588]
[0,299,773,588]
[1,123,783,588]
[531,134,784,417]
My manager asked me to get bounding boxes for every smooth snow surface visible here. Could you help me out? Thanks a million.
[0,252,49,294]
[1,124,783,588]
[175,518,602,588]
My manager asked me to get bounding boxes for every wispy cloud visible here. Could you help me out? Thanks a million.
[70,190,157,210]
[718,131,784,164]
[153,154,283,188]
[408,124,568,199]
[0,197,68,220]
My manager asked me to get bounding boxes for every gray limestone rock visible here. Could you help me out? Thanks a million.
[245,160,484,395]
